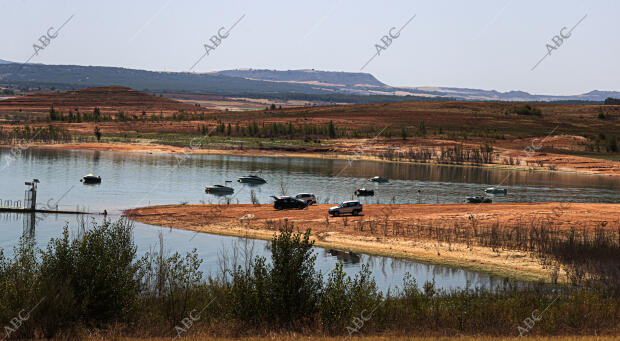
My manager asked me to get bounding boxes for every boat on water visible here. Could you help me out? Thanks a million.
[237,175,267,184]
[205,183,234,195]
[466,196,492,204]
[354,188,375,196]
[485,187,507,195]
[369,176,389,183]
[81,173,101,184]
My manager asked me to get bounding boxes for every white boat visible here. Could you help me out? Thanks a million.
[485,187,507,195]
[237,175,267,184]
[369,176,389,183]
[205,183,234,195]
[81,173,101,184]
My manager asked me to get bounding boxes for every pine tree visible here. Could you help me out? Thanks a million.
[328,121,336,138]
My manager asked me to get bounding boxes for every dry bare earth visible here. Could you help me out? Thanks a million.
[125,203,620,282]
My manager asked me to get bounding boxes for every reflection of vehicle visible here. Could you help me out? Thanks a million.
[485,187,507,195]
[370,176,389,183]
[205,182,234,195]
[81,174,101,184]
[295,193,316,205]
[271,196,307,210]
[354,188,374,196]
[238,175,267,184]
[466,196,492,203]
[329,200,362,216]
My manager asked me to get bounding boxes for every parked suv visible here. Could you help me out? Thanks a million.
[328,200,362,216]
[271,196,308,210]
[295,193,317,205]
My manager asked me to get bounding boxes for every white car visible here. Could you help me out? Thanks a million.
[329,200,363,216]
[295,193,317,205]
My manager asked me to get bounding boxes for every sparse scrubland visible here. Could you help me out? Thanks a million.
[2,94,619,174]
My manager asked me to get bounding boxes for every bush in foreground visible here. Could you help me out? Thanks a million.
[0,218,618,339]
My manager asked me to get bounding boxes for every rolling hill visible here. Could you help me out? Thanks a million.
[1,62,619,102]
[0,85,198,114]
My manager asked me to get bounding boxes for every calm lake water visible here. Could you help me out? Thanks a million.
[1,148,618,291]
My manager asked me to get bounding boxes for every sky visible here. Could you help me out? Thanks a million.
[1,0,618,95]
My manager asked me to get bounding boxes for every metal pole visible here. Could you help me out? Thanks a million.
[31,181,37,211]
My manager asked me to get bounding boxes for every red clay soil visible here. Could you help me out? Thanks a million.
[0,86,199,115]
[126,203,620,235]
[126,203,620,281]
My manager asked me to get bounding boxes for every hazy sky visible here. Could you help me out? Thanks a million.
[1,0,618,95]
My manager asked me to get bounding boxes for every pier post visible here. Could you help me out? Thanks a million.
[24,179,39,211]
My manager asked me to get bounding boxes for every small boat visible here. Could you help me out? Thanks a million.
[466,196,492,204]
[354,188,375,196]
[369,176,389,183]
[237,175,267,184]
[205,183,234,195]
[81,173,101,184]
[485,187,507,195]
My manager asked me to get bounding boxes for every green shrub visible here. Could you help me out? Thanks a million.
[511,105,542,116]
[38,219,142,332]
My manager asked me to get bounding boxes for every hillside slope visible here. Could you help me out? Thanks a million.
[0,85,199,114]
[215,69,387,88]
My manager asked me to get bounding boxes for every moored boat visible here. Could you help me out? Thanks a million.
[205,184,234,195]
[466,196,492,203]
[81,173,101,184]
[237,175,267,184]
[354,188,375,196]
[485,187,507,195]
[370,176,389,183]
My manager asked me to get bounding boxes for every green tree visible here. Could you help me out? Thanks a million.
[93,107,101,121]
[38,219,143,332]
[49,105,57,121]
[268,222,322,325]
[417,121,427,137]
[608,136,618,153]
[94,126,102,142]
[328,120,336,138]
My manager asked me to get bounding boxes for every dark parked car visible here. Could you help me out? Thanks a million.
[271,196,308,210]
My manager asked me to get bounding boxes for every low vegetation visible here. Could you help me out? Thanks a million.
[0,219,618,339]
[507,105,543,116]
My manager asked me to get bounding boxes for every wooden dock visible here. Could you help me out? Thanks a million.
[0,207,94,214]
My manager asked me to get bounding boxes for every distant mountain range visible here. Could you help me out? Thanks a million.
[1,61,619,102]
[0,59,13,64]
[214,69,386,88]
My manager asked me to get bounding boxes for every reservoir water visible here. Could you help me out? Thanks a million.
[2,148,618,291]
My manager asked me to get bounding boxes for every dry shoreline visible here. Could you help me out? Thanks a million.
[125,203,620,283]
[5,141,619,177]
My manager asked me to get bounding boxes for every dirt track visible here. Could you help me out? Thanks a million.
[125,203,620,282]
